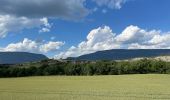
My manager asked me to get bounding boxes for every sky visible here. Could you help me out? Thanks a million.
[0,0,170,59]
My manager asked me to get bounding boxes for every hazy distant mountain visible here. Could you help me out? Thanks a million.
[0,52,48,64]
[68,49,170,61]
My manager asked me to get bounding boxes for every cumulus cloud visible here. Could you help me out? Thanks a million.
[40,17,51,28]
[128,33,170,49]
[39,17,52,33]
[40,41,65,53]
[0,15,53,38]
[55,25,170,59]
[0,0,131,37]
[0,38,64,53]
[148,34,170,45]
[39,28,50,33]
[0,15,45,38]
[0,0,89,20]
[55,26,120,59]
[92,0,127,9]
[0,0,90,37]
[115,26,170,49]
[115,25,160,44]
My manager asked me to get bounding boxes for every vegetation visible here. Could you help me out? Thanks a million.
[0,52,48,64]
[1,59,170,99]
[0,74,170,100]
[0,59,170,77]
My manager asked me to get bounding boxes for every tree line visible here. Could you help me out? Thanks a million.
[0,59,170,77]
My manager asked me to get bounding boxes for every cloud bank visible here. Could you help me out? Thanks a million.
[0,0,89,20]
[0,0,88,38]
[0,0,130,38]
[0,38,64,53]
[55,25,170,59]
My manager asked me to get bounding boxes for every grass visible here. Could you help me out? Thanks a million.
[0,74,170,100]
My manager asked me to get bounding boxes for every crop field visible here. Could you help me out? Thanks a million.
[0,74,170,100]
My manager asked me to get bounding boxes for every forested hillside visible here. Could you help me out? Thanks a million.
[0,52,48,64]
[0,59,170,77]
[69,49,170,60]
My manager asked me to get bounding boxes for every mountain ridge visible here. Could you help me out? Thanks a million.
[67,49,170,61]
[0,52,48,64]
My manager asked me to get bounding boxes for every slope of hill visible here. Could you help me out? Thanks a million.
[68,49,170,61]
[0,52,48,64]
[120,56,170,62]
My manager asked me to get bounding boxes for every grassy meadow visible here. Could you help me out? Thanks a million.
[0,74,170,100]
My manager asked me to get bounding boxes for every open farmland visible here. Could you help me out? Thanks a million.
[0,74,170,100]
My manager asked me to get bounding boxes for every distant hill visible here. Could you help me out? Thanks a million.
[68,49,170,61]
[0,52,48,64]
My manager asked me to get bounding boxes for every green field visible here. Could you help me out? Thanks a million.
[0,74,170,100]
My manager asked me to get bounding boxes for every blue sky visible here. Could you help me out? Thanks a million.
[0,0,170,58]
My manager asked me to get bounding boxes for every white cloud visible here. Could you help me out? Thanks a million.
[40,17,51,28]
[0,0,89,38]
[55,25,170,59]
[115,25,160,44]
[39,28,50,33]
[148,34,170,45]
[128,33,170,49]
[39,17,52,33]
[3,38,39,52]
[0,0,131,37]
[0,38,64,53]
[0,15,51,38]
[93,0,127,9]
[40,41,65,53]
[55,26,120,59]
